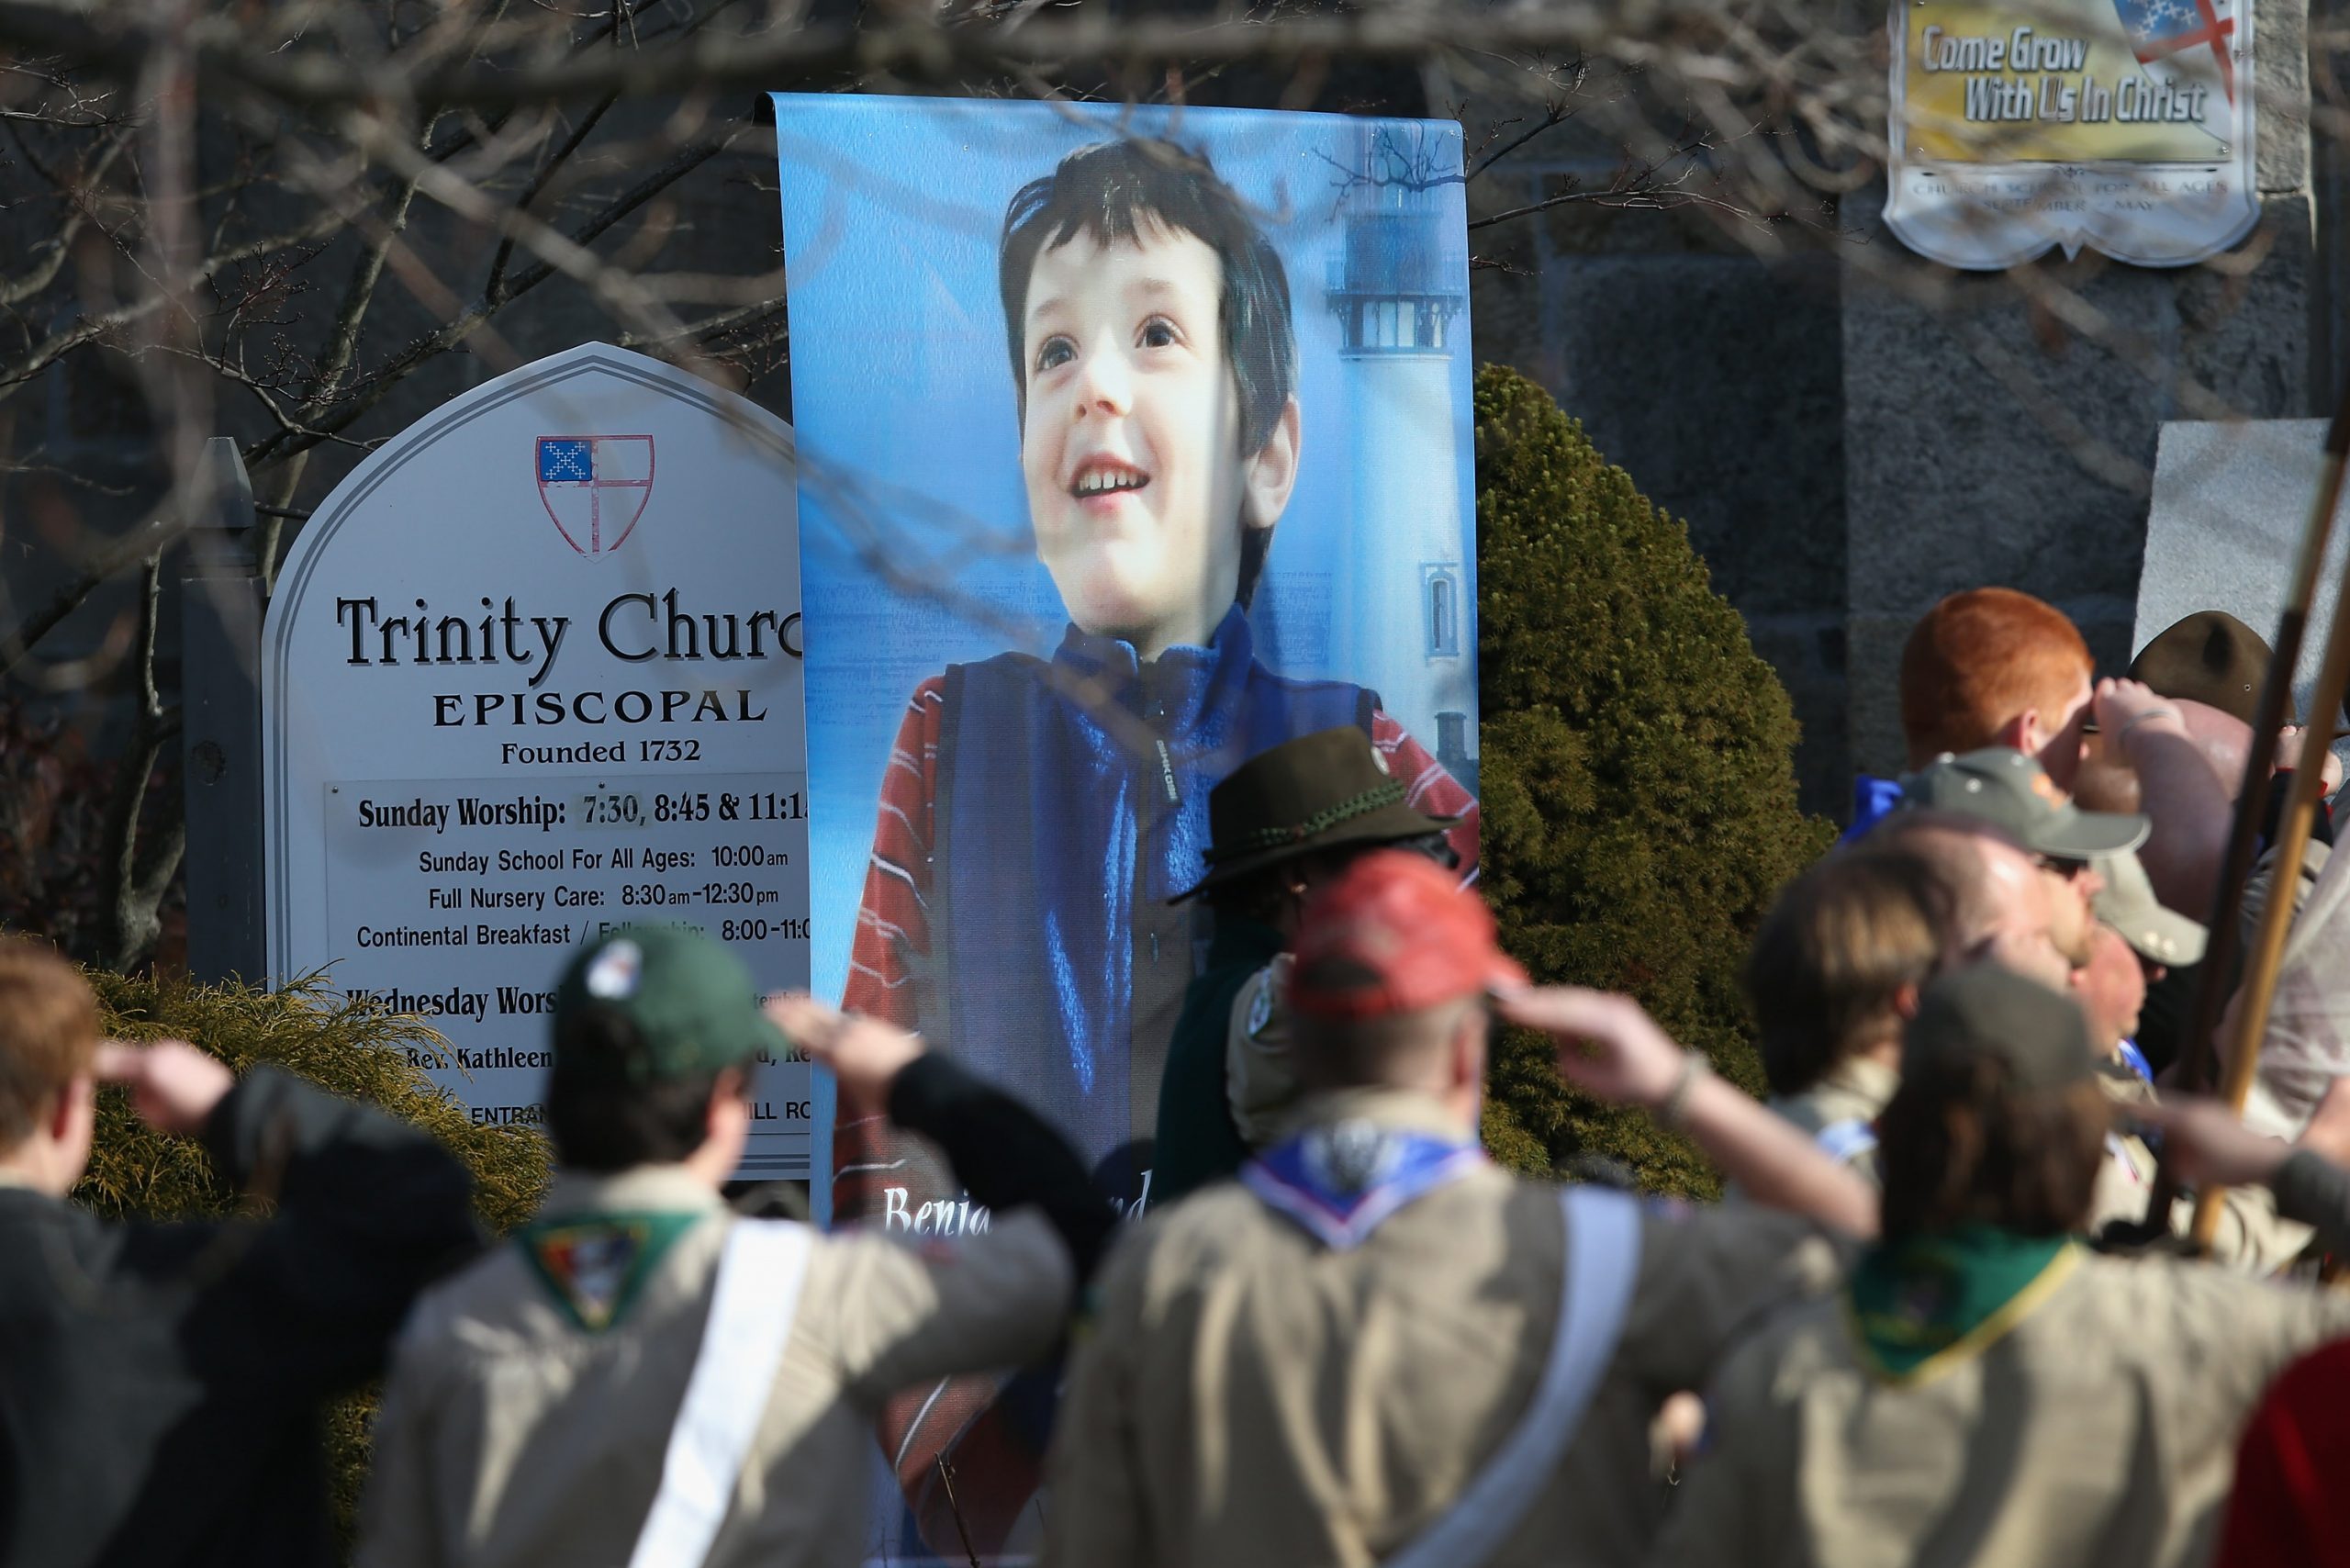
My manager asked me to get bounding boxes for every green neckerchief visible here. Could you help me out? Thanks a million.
[1848,1225,2079,1383]
[515,1209,707,1333]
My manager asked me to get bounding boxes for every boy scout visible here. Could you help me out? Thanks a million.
[356,926,1112,1568]
[1654,966,2350,1568]
[1044,853,1869,1568]
[1155,725,1462,1202]
[1744,849,1953,1179]
[0,935,477,1568]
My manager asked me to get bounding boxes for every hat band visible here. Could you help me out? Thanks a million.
[1200,780,1411,866]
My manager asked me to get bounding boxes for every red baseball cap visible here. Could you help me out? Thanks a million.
[1289,850,1528,1020]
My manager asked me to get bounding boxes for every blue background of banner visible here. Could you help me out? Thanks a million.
[770,94,1480,1229]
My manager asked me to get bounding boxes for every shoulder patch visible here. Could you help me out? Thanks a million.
[1246,980,1276,1041]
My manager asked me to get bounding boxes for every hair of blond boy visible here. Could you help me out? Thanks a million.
[1745,851,1953,1097]
[1290,991,1479,1092]
[0,937,99,1149]
[1898,588,2093,766]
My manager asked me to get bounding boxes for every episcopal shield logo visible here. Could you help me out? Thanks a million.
[536,435,655,555]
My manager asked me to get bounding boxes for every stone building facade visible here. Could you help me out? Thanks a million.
[1463,0,2332,818]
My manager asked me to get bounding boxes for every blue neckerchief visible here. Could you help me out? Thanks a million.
[1840,775,1905,845]
[1242,1121,1485,1250]
[935,605,1370,1184]
[2117,1039,2153,1083]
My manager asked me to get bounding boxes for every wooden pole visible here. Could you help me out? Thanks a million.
[2188,547,2350,1247]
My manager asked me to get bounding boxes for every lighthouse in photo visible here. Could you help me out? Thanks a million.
[1327,123,1478,795]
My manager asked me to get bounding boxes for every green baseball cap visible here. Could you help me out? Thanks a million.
[552,924,788,1085]
[2091,847,2208,967]
[1898,748,2149,860]
[1903,963,2095,1092]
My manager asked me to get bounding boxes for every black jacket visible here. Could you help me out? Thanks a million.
[0,1066,480,1568]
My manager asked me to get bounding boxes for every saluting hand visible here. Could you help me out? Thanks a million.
[1494,986,1686,1110]
[93,1040,236,1137]
[766,993,924,1104]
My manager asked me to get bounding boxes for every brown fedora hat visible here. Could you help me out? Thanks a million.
[1169,726,1460,903]
[2130,610,2269,729]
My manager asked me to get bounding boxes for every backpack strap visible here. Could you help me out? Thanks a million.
[627,1218,814,1568]
[1381,1185,1643,1568]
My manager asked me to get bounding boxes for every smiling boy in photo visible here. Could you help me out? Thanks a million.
[843,138,1477,1201]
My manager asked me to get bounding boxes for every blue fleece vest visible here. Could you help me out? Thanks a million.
[934,607,1370,1178]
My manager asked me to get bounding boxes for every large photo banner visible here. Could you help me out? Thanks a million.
[772,93,1482,1552]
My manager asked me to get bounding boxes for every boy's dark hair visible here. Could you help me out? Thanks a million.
[999,138,1297,609]
[545,1005,733,1172]
[1876,1049,2107,1244]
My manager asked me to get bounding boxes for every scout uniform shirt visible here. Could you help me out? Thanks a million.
[1041,1087,1845,1568]
[1651,1239,2350,1568]
[354,1165,1071,1568]
[2088,1061,2312,1274]
[1766,1053,1897,1182]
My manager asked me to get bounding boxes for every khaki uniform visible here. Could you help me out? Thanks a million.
[1651,1247,2350,1568]
[1041,1089,1845,1568]
[1765,1055,1897,1183]
[2089,1064,2312,1274]
[357,1166,1071,1568]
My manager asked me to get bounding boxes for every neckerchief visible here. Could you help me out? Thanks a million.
[2117,1038,2154,1082]
[1242,1120,1484,1250]
[1849,1225,2077,1380]
[516,1209,705,1332]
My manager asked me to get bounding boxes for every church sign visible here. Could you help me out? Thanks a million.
[263,345,813,1177]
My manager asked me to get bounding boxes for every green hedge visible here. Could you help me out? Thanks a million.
[80,969,551,1544]
[1473,365,1832,1196]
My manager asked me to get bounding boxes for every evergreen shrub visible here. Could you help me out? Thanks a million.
[77,968,551,1544]
[1472,365,1832,1197]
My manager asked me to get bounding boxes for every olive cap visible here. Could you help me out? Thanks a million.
[1903,963,2095,1092]
[551,924,787,1085]
[1898,748,2149,860]
[2090,847,2208,967]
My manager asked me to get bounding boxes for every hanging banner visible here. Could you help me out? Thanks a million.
[772,94,1482,1560]
[1886,0,2256,268]
[263,344,812,1178]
